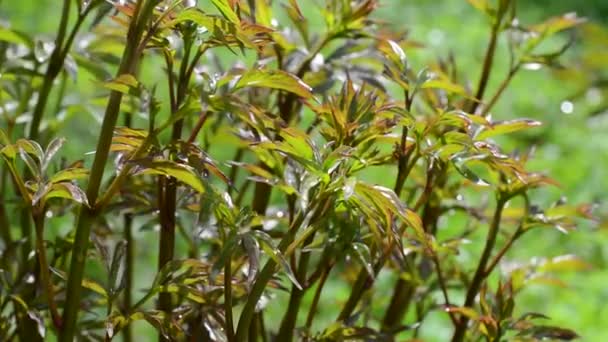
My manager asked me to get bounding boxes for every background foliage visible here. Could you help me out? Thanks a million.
[0,0,606,341]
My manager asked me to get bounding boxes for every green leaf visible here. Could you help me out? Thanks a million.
[72,53,112,80]
[476,119,542,140]
[451,155,491,186]
[16,139,44,160]
[251,231,303,290]
[43,182,90,206]
[51,268,108,298]
[234,69,313,98]
[351,242,374,279]
[0,27,33,47]
[525,325,580,340]
[537,255,592,273]
[421,79,468,96]
[0,128,9,146]
[42,137,65,173]
[103,74,140,95]
[19,147,40,178]
[445,306,479,320]
[211,0,240,23]
[278,127,315,161]
[378,39,407,71]
[531,13,586,37]
[467,0,493,17]
[134,160,205,193]
[109,240,127,296]
[49,167,89,183]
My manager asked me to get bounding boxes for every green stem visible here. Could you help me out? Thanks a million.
[480,64,520,117]
[235,198,328,341]
[276,232,317,341]
[224,255,235,341]
[33,211,61,329]
[28,0,71,141]
[305,265,331,330]
[468,24,499,114]
[0,168,13,260]
[451,197,506,342]
[60,1,157,340]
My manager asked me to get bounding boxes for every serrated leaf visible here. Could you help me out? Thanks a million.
[476,119,542,140]
[234,69,313,98]
[134,160,205,193]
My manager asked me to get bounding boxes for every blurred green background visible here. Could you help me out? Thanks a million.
[1,0,607,340]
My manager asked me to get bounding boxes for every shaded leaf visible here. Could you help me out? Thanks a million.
[251,231,302,290]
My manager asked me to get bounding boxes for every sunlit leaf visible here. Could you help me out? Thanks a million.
[49,167,89,183]
[51,268,108,298]
[211,0,240,23]
[234,68,313,98]
[476,119,542,140]
[103,74,140,95]
[133,160,205,193]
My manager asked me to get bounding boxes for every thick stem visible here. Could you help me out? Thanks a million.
[60,1,156,340]
[157,177,176,342]
[451,197,506,342]
[156,29,198,339]
[122,213,134,342]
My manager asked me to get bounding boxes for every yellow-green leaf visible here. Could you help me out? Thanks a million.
[234,69,313,98]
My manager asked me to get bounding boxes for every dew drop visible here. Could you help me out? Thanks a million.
[560,101,574,114]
